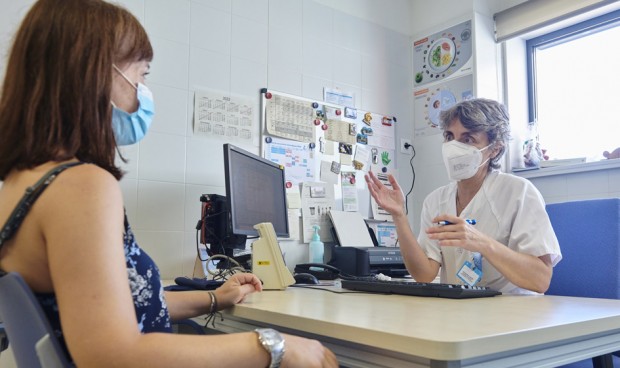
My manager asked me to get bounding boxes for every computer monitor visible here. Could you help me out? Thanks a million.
[223,144,289,240]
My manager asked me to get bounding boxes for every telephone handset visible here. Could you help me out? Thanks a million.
[294,263,341,280]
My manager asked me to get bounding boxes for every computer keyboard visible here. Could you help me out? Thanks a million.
[340,278,501,299]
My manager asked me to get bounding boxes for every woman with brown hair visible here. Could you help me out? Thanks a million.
[0,1,337,367]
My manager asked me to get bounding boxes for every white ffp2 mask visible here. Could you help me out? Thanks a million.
[442,140,491,181]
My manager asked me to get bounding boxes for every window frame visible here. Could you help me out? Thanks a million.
[526,8,620,124]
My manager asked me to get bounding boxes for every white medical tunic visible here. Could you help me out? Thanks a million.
[418,171,562,294]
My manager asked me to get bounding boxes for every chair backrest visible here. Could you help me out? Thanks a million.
[0,272,71,368]
[546,198,620,299]
[0,322,8,352]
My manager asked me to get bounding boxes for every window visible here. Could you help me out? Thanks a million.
[526,9,620,161]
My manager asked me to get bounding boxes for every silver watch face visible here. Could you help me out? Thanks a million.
[256,328,285,368]
[259,328,282,345]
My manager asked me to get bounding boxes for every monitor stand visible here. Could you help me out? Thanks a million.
[251,223,295,290]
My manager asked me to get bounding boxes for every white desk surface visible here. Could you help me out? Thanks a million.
[213,283,620,366]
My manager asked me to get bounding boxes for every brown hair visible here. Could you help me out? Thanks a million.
[0,0,153,180]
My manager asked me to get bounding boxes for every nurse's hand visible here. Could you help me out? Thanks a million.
[365,171,406,217]
[426,215,490,253]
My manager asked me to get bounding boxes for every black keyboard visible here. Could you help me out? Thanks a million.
[341,279,501,299]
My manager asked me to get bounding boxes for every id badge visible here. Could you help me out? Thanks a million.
[457,260,482,286]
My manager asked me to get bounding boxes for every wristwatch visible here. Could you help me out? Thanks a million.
[255,328,285,368]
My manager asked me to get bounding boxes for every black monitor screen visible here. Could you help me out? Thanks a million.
[223,144,289,238]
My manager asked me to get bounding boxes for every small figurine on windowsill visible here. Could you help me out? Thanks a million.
[523,139,546,167]
[603,147,620,159]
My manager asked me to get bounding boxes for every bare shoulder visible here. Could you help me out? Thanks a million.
[38,163,123,213]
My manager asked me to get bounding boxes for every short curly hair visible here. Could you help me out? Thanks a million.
[439,98,511,171]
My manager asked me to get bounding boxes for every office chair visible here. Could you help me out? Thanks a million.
[0,322,8,353]
[0,272,71,368]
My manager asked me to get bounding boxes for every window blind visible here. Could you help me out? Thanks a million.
[494,0,616,42]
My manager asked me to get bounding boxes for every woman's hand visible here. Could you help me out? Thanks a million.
[364,171,406,217]
[425,215,489,253]
[214,272,262,310]
[281,334,339,368]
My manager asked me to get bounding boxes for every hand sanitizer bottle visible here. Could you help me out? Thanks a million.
[309,225,324,264]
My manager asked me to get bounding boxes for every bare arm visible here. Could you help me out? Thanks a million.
[38,165,337,368]
[165,273,263,321]
[365,171,440,282]
[427,215,553,293]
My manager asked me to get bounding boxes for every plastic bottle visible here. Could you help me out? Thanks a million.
[308,225,324,264]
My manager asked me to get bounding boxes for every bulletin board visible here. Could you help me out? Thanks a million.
[259,88,398,242]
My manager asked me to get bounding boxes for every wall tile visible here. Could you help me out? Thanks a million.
[190,3,231,54]
[191,0,231,13]
[359,21,389,59]
[149,37,190,90]
[361,54,388,94]
[145,0,190,44]
[231,15,268,65]
[268,24,303,74]
[232,0,268,24]
[269,0,302,30]
[119,178,138,224]
[332,47,362,88]
[138,132,186,183]
[189,47,231,92]
[133,230,185,279]
[185,137,226,186]
[149,83,188,136]
[116,144,139,179]
[302,75,332,102]
[388,31,412,68]
[333,11,362,52]
[135,181,185,231]
[230,57,267,98]
[267,65,302,96]
[302,35,333,80]
[182,230,204,277]
[302,0,333,42]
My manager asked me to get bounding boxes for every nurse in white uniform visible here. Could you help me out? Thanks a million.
[365,98,561,294]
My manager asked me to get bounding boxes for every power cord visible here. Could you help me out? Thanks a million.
[195,210,226,261]
[403,142,416,215]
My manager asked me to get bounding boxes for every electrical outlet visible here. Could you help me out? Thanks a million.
[400,138,412,154]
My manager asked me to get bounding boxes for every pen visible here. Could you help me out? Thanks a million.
[437,219,476,226]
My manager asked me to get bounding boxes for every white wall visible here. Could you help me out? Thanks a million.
[407,0,620,236]
[0,0,414,280]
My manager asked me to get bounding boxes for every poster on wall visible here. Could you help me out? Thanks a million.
[193,89,256,144]
[413,20,473,88]
[414,74,474,137]
[263,137,316,186]
[264,92,317,143]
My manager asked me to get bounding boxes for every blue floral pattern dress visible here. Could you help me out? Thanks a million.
[0,162,172,363]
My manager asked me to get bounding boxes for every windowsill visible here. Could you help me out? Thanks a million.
[511,158,620,179]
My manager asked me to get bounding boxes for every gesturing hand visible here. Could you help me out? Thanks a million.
[364,171,405,217]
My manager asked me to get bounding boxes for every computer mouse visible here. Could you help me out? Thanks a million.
[293,273,320,285]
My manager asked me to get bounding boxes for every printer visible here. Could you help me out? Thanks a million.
[326,245,408,277]
[325,210,408,277]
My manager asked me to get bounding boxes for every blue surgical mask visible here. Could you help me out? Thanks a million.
[111,64,154,145]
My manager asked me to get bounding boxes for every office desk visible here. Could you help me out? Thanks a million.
[209,284,620,368]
